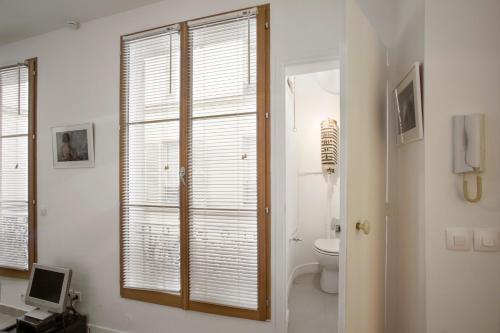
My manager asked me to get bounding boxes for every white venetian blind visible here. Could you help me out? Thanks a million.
[187,10,259,309]
[121,26,182,293]
[0,65,29,271]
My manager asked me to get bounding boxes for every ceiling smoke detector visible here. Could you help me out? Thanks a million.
[65,20,80,30]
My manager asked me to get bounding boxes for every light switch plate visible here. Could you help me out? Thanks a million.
[473,228,500,252]
[446,228,473,251]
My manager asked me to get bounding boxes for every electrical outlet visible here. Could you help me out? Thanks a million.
[68,289,82,303]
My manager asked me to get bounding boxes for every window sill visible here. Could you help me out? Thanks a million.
[0,267,29,279]
[121,287,183,308]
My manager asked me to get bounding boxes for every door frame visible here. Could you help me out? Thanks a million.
[272,54,346,333]
[338,1,347,332]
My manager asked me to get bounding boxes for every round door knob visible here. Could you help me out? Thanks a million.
[356,220,370,235]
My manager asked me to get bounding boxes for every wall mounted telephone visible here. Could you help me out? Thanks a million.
[453,114,485,203]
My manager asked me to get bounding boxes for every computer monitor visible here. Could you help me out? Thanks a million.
[25,264,72,320]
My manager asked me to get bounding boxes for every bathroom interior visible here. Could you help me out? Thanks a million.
[285,62,341,333]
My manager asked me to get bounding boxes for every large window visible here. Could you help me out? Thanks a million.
[0,59,37,278]
[120,6,269,320]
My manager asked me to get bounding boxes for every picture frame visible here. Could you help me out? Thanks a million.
[52,123,95,168]
[394,62,423,145]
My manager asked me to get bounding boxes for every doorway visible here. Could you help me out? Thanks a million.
[284,61,341,333]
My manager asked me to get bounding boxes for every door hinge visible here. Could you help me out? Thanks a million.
[265,22,269,29]
[32,200,36,205]
[265,207,270,214]
[265,112,269,119]
[385,202,390,217]
[266,299,270,306]
[32,134,36,140]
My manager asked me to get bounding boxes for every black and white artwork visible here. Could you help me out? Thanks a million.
[394,62,423,145]
[397,82,416,133]
[52,123,94,168]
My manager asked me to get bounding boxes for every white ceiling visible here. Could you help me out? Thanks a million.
[0,0,403,48]
[0,0,165,46]
[356,0,399,46]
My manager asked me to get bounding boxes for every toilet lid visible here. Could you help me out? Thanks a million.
[314,238,340,254]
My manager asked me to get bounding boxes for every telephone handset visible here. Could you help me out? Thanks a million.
[453,114,485,203]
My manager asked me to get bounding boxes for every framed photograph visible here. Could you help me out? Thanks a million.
[52,123,95,168]
[394,62,423,145]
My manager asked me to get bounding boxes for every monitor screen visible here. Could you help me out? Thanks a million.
[28,268,65,303]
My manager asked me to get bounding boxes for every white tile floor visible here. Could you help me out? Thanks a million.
[288,273,338,333]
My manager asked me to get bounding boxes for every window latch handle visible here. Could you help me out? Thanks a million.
[179,166,187,186]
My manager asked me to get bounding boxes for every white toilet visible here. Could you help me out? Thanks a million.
[313,238,340,294]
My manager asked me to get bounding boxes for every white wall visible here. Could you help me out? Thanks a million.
[292,72,340,270]
[368,1,500,332]
[385,0,426,332]
[0,0,341,332]
[424,1,500,332]
[354,0,398,47]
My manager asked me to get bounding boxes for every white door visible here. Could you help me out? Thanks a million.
[340,0,387,332]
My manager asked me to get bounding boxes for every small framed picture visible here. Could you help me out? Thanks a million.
[394,62,423,145]
[52,123,95,168]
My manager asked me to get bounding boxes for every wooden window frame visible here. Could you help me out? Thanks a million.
[119,5,270,320]
[0,58,37,279]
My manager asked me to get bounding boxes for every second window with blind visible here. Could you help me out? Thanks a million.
[120,6,269,320]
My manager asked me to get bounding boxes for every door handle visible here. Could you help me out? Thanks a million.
[179,166,187,186]
[356,220,370,235]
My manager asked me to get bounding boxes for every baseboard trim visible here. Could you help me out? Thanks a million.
[79,264,322,333]
[285,308,290,331]
[286,262,320,331]
[287,262,320,299]
[88,323,128,333]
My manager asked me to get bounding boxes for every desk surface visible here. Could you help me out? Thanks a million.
[0,313,17,331]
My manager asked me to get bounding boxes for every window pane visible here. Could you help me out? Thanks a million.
[189,209,257,309]
[188,15,259,310]
[126,32,181,123]
[191,18,257,118]
[121,29,182,294]
[127,122,179,207]
[0,66,29,271]
[122,206,180,292]
[1,67,28,136]
[190,115,257,210]
[0,211,28,270]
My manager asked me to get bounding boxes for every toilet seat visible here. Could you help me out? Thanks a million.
[314,247,339,256]
[314,238,340,256]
